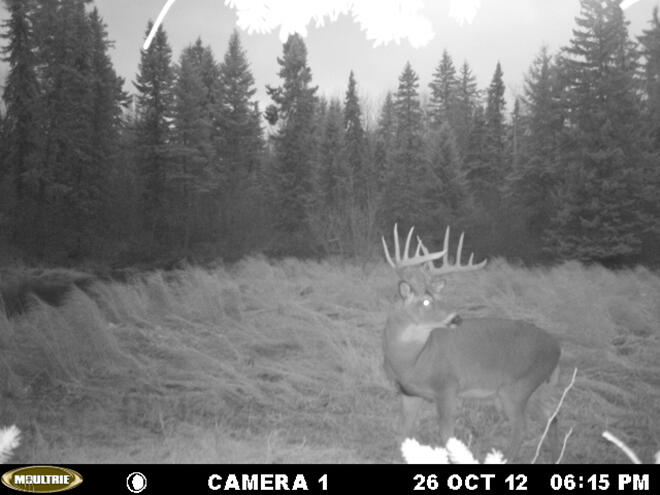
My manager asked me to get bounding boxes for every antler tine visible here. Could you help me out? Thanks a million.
[424,226,487,276]
[382,224,446,270]
[457,232,464,265]
[442,226,451,266]
[403,225,415,262]
[394,223,401,265]
[382,236,396,268]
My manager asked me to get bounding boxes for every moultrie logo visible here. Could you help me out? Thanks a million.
[1,466,83,493]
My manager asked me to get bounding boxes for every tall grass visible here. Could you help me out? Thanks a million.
[0,256,658,463]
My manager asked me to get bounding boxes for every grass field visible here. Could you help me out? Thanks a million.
[1,256,659,463]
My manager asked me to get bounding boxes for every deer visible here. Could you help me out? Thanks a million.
[382,224,561,462]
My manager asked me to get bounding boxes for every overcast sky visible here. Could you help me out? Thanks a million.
[2,0,660,117]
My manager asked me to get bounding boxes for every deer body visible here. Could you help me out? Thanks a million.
[382,225,561,461]
[386,318,560,401]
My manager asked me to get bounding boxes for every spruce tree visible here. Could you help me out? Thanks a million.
[32,0,105,257]
[134,21,175,244]
[344,71,368,207]
[171,39,217,251]
[547,0,644,262]
[429,50,458,129]
[508,47,564,240]
[484,62,507,184]
[217,30,262,254]
[87,8,126,247]
[639,7,660,149]
[266,34,318,255]
[454,61,479,156]
[374,92,396,193]
[309,98,350,253]
[318,99,346,208]
[383,62,426,229]
[424,122,464,227]
[465,63,506,210]
[1,0,39,244]
[637,7,660,259]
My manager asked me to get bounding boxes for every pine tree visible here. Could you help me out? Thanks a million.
[134,21,175,244]
[484,62,507,184]
[217,30,263,254]
[429,50,458,129]
[637,6,660,260]
[344,71,369,207]
[32,0,106,257]
[639,6,660,149]
[383,62,426,229]
[465,63,506,209]
[87,8,126,247]
[546,0,645,262]
[424,122,464,228]
[454,61,479,156]
[508,47,565,240]
[1,0,39,244]
[374,91,396,193]
[266,34,318,255]
[171,38,217,251]
[318,99,347,208]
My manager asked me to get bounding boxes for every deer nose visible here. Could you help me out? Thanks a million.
[448,313,462,327]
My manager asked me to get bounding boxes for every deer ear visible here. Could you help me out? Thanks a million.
[398,281,414,302]
[429,279,446,296]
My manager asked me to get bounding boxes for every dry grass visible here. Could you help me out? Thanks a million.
[0,256,658,463]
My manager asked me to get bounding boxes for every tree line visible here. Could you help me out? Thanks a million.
[1,0,659,267]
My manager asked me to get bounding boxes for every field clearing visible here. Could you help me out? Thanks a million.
[1,257,659,463]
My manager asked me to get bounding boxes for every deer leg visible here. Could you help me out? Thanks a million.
[400,395,424,440]
[546,414,560,463]
[499,387,531,462]
[434,387,458,446]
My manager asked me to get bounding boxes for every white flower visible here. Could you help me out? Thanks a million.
[0,425,21,463]
[401,437,506,464]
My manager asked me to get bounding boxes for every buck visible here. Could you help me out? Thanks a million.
[382,224,561,461]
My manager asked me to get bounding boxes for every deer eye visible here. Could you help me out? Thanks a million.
[422,298,432,307]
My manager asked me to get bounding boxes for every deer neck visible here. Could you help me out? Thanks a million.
[383,312,437,371]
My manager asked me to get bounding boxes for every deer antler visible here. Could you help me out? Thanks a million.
[382,223,446,272]
[417,226,487,276]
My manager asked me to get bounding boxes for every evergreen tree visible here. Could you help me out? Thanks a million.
[318,99,347,209]
[383,62,426,229]
[32,0,107,257]
[428,50,458,129]
[1,0,39,244]
[266,34,318,255]
[484,62,507,185]
[344,71,369,207]
[171,38,217,251]
[217,30,263,254]
[547,0,644,262]
[465,63,506,209]
[87,8,126,247]
[134,21,175,244]
[309,98,351,253]
[374,91,396,193]
[454,61,479,155]
[424,122,464,226]
[639,6,660,149]
[637,7,660,260]
[508,47,565,240]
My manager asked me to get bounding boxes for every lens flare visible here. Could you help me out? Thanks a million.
[144,0,644,51]
[448,0,481,26]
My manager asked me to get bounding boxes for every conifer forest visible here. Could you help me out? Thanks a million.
[1,0,660,465]
[1,0,659,267]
